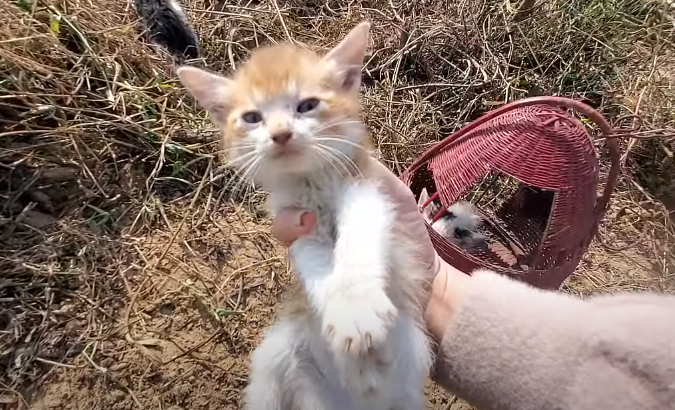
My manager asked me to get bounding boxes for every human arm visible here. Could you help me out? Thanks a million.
[427,264,675,410]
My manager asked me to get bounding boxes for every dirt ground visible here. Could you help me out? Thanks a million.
[20,198,471,410]
[25,200,279,410]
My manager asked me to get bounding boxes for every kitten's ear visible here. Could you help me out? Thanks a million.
[177,66,233,125]
[418,188,430,208]
[323,21,370,91]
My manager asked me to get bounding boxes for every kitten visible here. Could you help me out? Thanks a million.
[418,188,485,248]
[134,0,201,61]
[176,22,433,410]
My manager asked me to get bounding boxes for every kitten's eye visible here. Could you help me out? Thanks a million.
[242,111,263,124]
[296,98,320,114]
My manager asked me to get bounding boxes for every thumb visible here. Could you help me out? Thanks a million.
[271,208,317,246]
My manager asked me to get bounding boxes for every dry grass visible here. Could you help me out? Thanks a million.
[1,0,674,409]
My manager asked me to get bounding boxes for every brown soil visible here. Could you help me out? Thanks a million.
[19,197,667,410]
[21,199,471,410]
[27,202,285,410]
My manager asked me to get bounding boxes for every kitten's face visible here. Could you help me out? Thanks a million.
[417,188,484,247]
[177,22,371,185]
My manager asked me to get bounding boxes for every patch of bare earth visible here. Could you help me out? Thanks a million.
[29,202,288,410]
[23,199,472,409]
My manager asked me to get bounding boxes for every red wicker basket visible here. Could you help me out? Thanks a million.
[401,96,621,290]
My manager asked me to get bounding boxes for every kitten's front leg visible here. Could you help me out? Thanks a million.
[321,181,398,356]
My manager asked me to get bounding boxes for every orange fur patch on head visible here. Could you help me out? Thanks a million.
[178,22,373,173]
[232,45,325,98]
[221,44,362,141]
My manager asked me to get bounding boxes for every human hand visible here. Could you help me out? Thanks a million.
[270,161,470,342]
[270,206,317,247]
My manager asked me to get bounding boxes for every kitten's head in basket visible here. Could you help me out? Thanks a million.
[417,188,485,248]
[176,22,371,186]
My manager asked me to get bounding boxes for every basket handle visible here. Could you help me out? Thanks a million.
[402,96,622,235]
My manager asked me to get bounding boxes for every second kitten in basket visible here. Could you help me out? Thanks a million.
[418,188,486,248]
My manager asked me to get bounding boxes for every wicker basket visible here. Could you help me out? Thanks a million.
[401,97,621,290]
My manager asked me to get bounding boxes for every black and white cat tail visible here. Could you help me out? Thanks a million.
[134,0,201,61]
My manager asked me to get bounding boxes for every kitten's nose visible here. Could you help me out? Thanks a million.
[271,131,292,145]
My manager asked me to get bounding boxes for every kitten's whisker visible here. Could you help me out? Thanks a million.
[239,159,264,201]
[314,145,350,178]
[312,116,350,129]
[211,145,257,161]
[314,145,347,176]
[321,148,359,178]
[221,170,249,200]
[227,150,258,167]
[240,157,261,186]
[314,119,363,133]
[315,137,366,151]
[314,123,362,134]
[230,156,261,201]
[319,142,361,170]
[221,155,259,199]
[214,144,256,154]
[213,149,258,176]
[229,176,249,202]
[229,170,252,202]
[317,144,361,178]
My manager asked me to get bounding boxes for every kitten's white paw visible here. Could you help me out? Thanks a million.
[322,288,397,356]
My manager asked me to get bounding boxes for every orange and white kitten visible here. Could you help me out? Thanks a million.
[177,22,432,410]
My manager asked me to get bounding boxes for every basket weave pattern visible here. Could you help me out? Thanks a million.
[402,97,620,289]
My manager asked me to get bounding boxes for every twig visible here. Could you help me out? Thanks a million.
[153,159,213,270]
[512,0,536,23]
[34,357,80,369]
[82,344,108,374]
[270,0,292,43]
[166,329,224,364]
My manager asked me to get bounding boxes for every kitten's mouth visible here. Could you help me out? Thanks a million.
[270,144,303,159]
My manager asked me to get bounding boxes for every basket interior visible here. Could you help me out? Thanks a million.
[411,165,561,272]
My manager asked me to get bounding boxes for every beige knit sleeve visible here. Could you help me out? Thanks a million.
[432,270,675,410]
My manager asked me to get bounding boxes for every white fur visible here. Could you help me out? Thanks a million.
[246,307,430,410]
[418,188,486,248]
[167,0,190,23]
[324,182,398,356]
[250,166,432,410]
[247,118,432,409]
